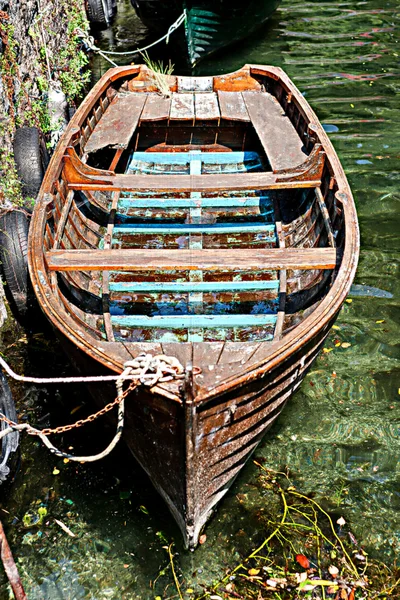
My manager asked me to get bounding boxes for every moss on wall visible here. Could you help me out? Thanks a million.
[0,0,91,208]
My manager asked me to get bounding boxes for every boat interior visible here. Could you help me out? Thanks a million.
[41,67,344,355]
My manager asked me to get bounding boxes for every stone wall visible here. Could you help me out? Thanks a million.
[0,0,90,207]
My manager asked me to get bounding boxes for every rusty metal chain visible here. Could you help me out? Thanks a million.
[0,380,138,437]
[0,353,185,441]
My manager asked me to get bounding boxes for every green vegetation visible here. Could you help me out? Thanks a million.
[163,464,400,599]
[0,19,24,207]
[27,0,90,103]
[54,0,91,101]
[0,0,90,208]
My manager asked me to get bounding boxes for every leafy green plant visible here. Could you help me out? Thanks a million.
[192,464,400,599]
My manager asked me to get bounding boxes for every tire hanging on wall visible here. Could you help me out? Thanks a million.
[0,127,48,321]
[0,372,19,485]
[0,210,33,321]
[86,0,117,28]
[13,127,49,204]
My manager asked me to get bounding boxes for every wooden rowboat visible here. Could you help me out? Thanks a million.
[28,65,359,548]
[131,0,281,66]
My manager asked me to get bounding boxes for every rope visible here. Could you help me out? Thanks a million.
[0,353,181,385]
[75,11,186,67]
[0,354,184,462]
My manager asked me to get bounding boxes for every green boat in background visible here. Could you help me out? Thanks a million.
[131,0,282,66]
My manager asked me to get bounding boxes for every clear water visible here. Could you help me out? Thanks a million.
[1,0,399,597]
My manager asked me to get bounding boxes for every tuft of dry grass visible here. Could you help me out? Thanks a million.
[140,51,174,97]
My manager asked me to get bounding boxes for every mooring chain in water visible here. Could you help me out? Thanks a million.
[75,11,186,67]
[0,354,185,463]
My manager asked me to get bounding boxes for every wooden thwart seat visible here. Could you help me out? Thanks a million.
[45,247,339,272]
[117,196,274,209]
[110,314,277,329]
[109,280,280,293]
[84,94,147,154]
[243,92,307,171]
[62,145,325,193]
[65,172,322,193]
[127,151,262,169]
[113,223,277,235]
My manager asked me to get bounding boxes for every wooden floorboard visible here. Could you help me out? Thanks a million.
[140,93,171,121]
[217,91,250,121]
[217,342,263,365]
[170,93,195,120]
[195,93,220,121]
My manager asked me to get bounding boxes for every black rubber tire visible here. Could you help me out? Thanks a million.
[110,0,117,20]
[13,127,48,201]
[0,211,32,320]
[0,372,19,485]
[86,0,116,27]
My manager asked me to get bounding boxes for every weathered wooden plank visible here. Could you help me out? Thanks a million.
[217,342,262,365]
[140,93,172,121]
[109,280,280,293]
[118,196,265,209]
[192,342,224,370]
[122,341,164,359]
[195,93,220,121]
[243,92,307,171]
[128,151,260,166]
[67,172,321,193]
[217,91,250,122]
[177,76,213,92]
[113,223,276,235]
[85,93,146,153]
[170,94,195,120]
[160,343,192,369]
[187,155,204,342]
[110,314,278,329]
[46,247,340,272]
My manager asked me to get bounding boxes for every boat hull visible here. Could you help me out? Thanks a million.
[60,312,335,548]
[131,0,281,65]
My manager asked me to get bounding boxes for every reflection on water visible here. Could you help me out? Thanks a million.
[1,0,399,596]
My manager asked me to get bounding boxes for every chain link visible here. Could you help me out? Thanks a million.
[40,381,137,435]
[0,381,137,436]
[0,353,185,438]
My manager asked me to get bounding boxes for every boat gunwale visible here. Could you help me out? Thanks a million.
[27,64,359,403]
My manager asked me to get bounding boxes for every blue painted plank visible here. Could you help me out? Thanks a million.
[128,164,261,175]
[109,280,280,293]
[111,314,278,328]
[129,151,261,166]
[118,197,273,209]
[113,223,277,235]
